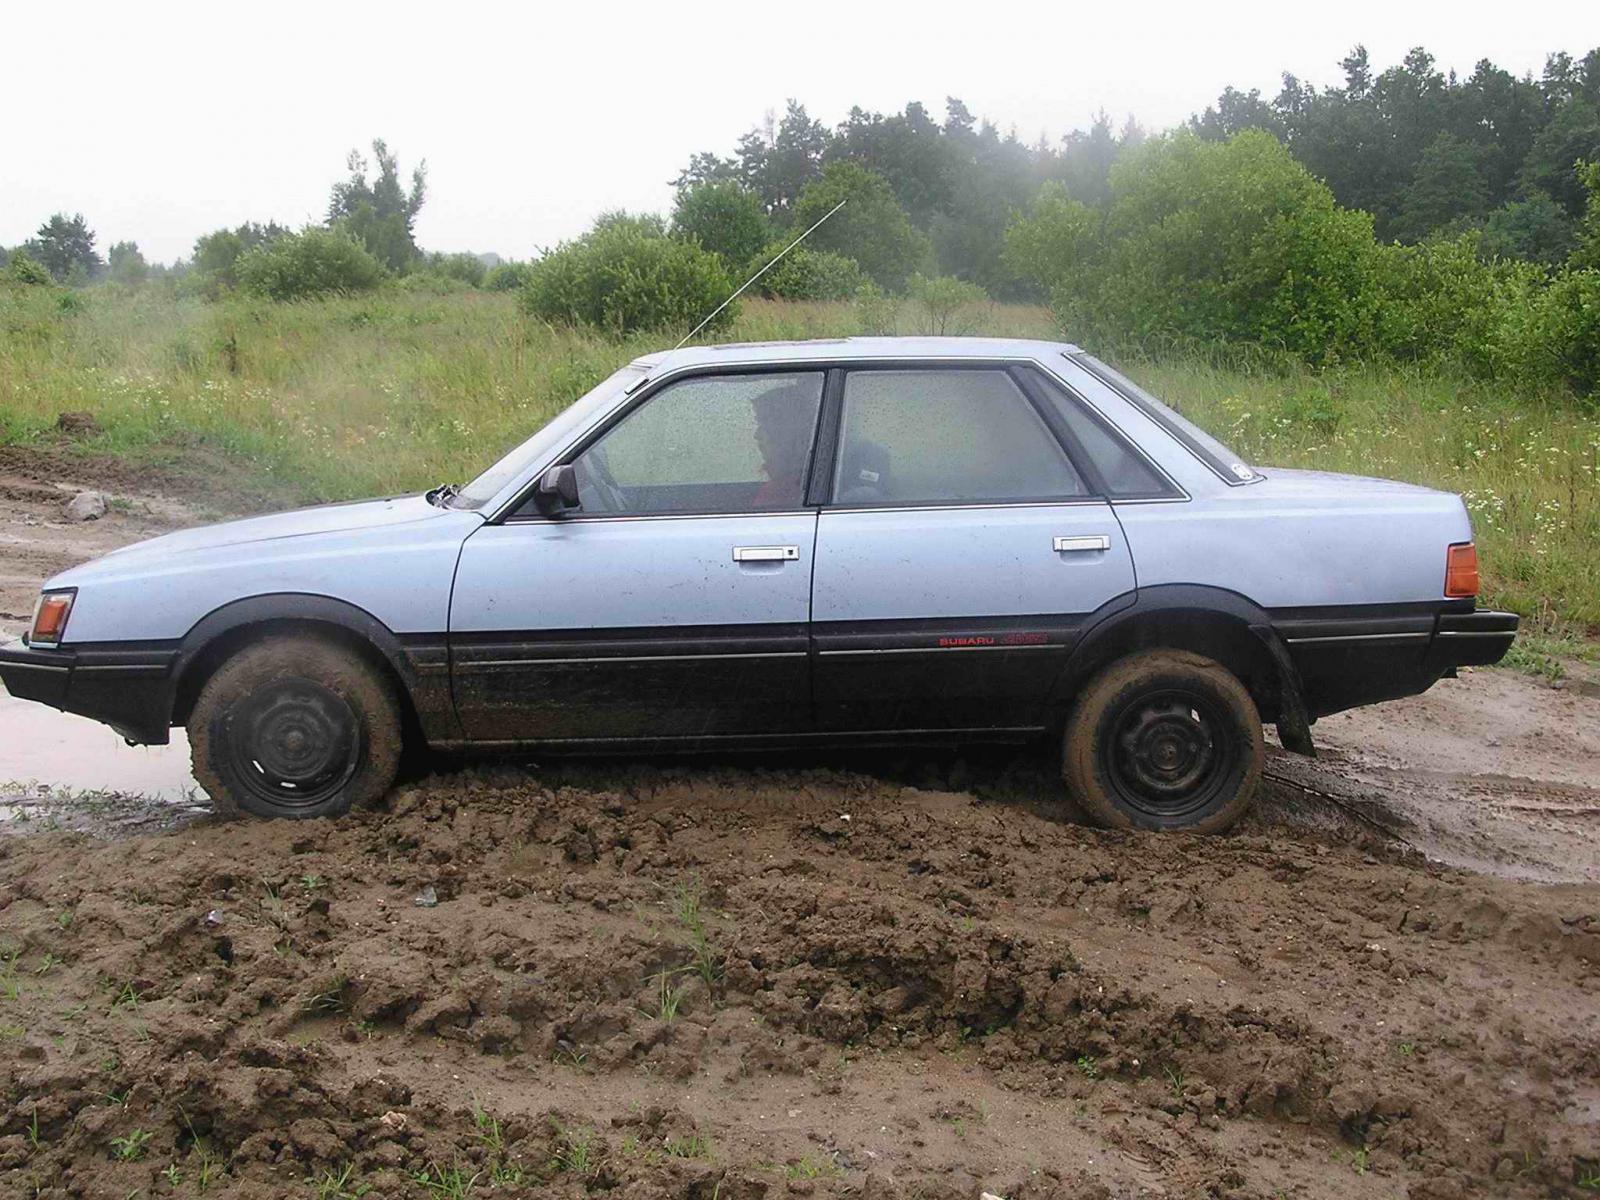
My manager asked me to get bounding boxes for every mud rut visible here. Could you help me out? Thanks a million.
[2,448,1599,1198]
[1,762,1596,1200]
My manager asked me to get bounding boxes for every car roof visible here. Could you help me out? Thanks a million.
[631,336,1084,375]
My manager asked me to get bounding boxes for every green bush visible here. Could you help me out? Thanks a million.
[5,252,53,287]
[236,229,387,300]
[1085,130,1382,363]
[423,252,487,288]
[518,218,734,336]
[483,262,531,291]
[192,222,289,289]
[852,282,900,335]
[1371,235,1546,377]
[1002,184,1102,297]
[1525,268,1600,399]
[397,271,472,295]
[906,273,990,334]
[673,182,770,268]
[758,246,865,300]
[792,162,929,291]
[1002,130,1598,400]
[1572,161,1600,271]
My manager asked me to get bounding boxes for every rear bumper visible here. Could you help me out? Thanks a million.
[1425,609,1519,671]
[0,638,178,744]
[1278,605,1518,718]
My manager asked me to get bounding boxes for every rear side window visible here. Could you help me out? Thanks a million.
[1023,368,1175,498]
[833,369,1087,505]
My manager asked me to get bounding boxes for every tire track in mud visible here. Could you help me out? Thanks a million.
[2,767,1597,1198]
[1263,741,1600,885]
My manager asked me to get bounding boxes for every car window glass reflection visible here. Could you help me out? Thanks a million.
[572,372,824,515]
[833,369,1087,505]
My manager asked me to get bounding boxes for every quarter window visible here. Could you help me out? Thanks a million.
[1073,353,1259,485]
[832,369,1086,505]
[1023,368,1174,498]
[568,372,824,515]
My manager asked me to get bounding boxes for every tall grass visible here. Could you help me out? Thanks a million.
[0,286,1593,630]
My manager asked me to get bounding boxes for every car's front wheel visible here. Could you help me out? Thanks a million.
[187,634,401,820]
[1063,649,1263,834]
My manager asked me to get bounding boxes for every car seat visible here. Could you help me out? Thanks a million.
[836,439,890,504]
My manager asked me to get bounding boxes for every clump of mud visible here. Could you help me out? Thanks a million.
[1,765,1596,1198]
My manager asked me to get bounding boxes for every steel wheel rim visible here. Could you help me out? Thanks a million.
[1103,686,1234,819]
[225,678,361,809]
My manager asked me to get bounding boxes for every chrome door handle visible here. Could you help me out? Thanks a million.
[1053,535,1111,553]
[732,545,799,562]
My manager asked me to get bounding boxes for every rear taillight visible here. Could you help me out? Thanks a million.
[1444,542,1479,599]
[28,591,74,647]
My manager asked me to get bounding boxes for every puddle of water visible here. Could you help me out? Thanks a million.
[0,681,198,802]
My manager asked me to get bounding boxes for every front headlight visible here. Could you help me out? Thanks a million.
[27,589,75,648]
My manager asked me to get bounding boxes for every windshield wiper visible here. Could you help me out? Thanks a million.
[425,482,461,508]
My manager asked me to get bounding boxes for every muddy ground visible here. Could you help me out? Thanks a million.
[2,446,1598,1199]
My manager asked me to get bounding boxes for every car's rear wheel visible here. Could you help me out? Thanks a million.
[187,634,401,820]
[1063,649,1262,834]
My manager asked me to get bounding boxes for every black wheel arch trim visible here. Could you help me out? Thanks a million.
[1049,584,1314,755]
[170,592,459,743]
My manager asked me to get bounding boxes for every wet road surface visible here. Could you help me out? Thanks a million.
[0,681,198,803]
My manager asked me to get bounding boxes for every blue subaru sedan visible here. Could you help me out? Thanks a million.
[0,338,1515,831]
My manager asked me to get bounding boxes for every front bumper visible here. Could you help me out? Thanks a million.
[0,637,178,744]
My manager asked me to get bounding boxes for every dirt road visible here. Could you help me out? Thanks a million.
[2,447,1598,1198]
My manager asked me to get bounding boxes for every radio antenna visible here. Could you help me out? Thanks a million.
[674,198,847,350]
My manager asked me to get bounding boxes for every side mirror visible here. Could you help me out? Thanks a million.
[535,464,580,513]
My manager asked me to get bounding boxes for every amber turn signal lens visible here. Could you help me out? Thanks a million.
[29,592,74,646]
[1444,542,1479,599]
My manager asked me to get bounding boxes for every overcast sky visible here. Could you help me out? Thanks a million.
[3,1,1594,264]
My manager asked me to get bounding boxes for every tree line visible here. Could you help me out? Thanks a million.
[672,45,1600,283]
[3,44,1597,396]
[0,139,517,296]
[523,44,1600,396]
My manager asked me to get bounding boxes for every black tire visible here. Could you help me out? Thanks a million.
[1063,649,1262,834]
[187,634,402,820]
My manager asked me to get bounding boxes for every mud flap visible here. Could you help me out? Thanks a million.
[1250,623,1316,758]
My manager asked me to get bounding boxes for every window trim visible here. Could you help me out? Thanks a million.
[822,364,1096,510]
[501,365,829,523]
[804,369,846,507]
[492,354,1190,525]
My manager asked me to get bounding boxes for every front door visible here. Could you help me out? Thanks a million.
[449,369,825,743]
[811,366,1137,732]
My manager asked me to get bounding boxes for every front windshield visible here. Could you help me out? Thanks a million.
[452,363,649,509]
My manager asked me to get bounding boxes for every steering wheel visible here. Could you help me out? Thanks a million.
[581,444,629,513]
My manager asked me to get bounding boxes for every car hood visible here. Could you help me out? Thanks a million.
[55,495,477,582]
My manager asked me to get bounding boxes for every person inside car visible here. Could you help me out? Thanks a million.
[750,381,818,508]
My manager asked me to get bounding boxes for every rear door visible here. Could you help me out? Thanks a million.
[449,369,825,742]
[810,364,1139,733]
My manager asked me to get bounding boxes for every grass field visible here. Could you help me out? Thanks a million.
[1,285,1595,637]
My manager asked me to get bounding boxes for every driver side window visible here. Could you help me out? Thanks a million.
[567,372,825,515]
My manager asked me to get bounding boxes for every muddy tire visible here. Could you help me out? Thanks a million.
[1063,649,1262,834]
[188,634,401,820]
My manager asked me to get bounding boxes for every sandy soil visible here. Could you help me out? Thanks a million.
[2,447,1598,1198]
[0,444,286,639]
